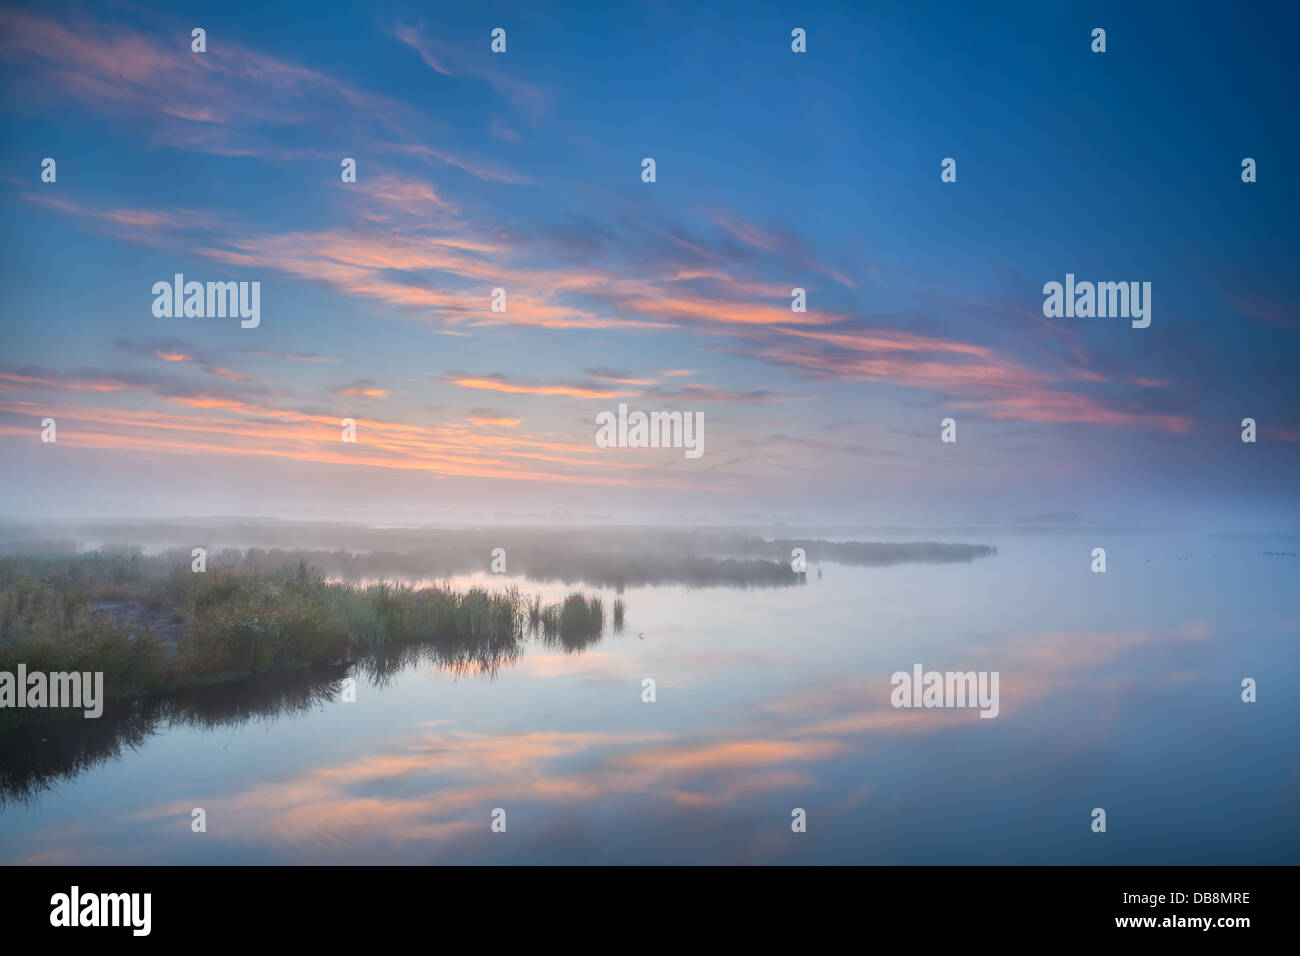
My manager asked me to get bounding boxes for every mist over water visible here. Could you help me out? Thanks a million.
[2,528,1294,864]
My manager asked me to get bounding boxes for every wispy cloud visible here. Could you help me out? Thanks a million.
[388,23,551,120]
[443,372,623,400]
[330,380,388,399]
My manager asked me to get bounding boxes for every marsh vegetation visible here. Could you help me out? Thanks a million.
[0,549,616,721]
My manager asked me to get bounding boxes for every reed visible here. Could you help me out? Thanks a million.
[0,552,615,715]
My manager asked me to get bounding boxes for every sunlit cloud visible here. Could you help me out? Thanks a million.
[444,373,624,400]
[330,380,389,399]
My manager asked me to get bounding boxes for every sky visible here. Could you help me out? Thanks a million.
[0,0,1297,528]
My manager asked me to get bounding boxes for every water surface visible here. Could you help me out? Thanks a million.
[2,532,1296,864]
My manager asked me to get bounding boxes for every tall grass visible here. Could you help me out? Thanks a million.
[0,551,618,711]
[528,593,605,651]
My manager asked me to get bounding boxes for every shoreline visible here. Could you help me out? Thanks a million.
[0,553,614,728]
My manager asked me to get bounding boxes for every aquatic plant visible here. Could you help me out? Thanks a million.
[0,551,613,716]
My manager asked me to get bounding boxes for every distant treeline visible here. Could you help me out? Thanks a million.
[0,523,996,589]
[769,539,996,567]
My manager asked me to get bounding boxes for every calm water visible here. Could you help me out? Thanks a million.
[2,532,1296,864]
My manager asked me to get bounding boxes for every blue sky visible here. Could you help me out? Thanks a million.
[0,0,1296,527]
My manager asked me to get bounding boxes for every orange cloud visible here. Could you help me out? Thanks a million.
[447,377,622,400]
[0,394,705,489]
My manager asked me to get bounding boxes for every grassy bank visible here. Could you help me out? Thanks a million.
[0,550,614,719]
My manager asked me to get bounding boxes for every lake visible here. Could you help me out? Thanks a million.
[2,531,1296,864]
